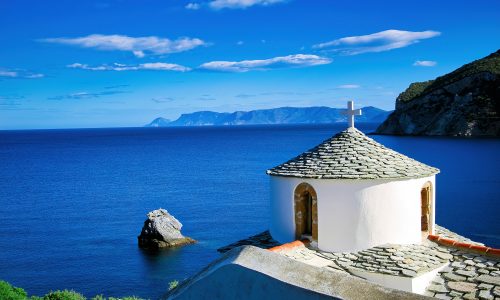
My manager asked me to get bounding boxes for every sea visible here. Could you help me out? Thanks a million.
[0,123,499,299]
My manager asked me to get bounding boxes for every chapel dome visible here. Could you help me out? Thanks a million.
[266,127,439,180]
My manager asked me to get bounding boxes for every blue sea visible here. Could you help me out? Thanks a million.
[0,124,499,299]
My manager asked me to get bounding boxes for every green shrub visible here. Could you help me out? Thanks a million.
[168,280,179,291]
[0,280,145,300]
[93,295,144,300]
[397,80,433,103]
[42,290,85,300]
[0,280,28,300]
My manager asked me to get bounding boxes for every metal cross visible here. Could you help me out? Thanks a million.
[345,100,362,128]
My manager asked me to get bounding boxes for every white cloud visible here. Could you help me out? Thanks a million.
[337,84,360,89]
[68,62,191,72]
[133,50,145,58]
[140,62,191,71]
[186,2,201,9]
[0,68,44,79]
[313,29,441,55]
[209,0,285,10]
[199,54,332,72]
[152,97,175,103]
[48,90,127,100]
[413,60,437,67]
[42,34,207,57]
[64,92,96,99]
[25,73,45,78]
[236,40,244,45]
[0,70,18,77]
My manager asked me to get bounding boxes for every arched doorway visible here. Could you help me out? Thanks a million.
[421,182,433,238]
[294,183,318,242]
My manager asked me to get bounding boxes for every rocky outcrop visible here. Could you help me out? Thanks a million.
[376,50,500,136]
[138,209,195,250]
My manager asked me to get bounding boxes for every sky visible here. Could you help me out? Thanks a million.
[0,0,499,129]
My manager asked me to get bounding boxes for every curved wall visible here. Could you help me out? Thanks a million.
[269,175,435,252]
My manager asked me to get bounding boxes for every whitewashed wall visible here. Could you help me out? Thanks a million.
[269,175,436,252]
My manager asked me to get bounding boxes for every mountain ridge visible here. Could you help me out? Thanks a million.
[146,106,392,127]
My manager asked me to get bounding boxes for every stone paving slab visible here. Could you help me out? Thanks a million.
[425,250,500,299]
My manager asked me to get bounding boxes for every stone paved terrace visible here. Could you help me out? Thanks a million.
[219,226,499,299]
[308,242,450,278]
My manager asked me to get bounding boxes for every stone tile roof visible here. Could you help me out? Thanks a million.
[267,225,500,299]
[311,243,450,278]
[266,127,439,179]
[217,231,280,253]
[219,226,500,298]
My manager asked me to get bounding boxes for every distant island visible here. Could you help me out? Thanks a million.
[146,106,392,127]
[376,49,500,136]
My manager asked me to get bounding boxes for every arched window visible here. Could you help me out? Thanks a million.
[421,182,433,236]
[294,183,318,242]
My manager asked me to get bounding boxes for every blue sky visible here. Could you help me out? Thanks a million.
[0,0,499,129]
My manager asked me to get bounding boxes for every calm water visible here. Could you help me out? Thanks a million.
[0,124,499,299]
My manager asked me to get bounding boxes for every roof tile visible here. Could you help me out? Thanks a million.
[267,127,439,179]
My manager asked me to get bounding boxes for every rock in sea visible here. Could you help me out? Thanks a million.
[138,208,195,249]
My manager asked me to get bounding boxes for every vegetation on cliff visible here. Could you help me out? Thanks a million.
[397,81,434,103]
[376,50,500,136]
[398,50,500,103]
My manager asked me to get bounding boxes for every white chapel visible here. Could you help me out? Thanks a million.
[266,101,440,252]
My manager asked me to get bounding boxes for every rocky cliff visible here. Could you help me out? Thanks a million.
[376,50,500,136]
